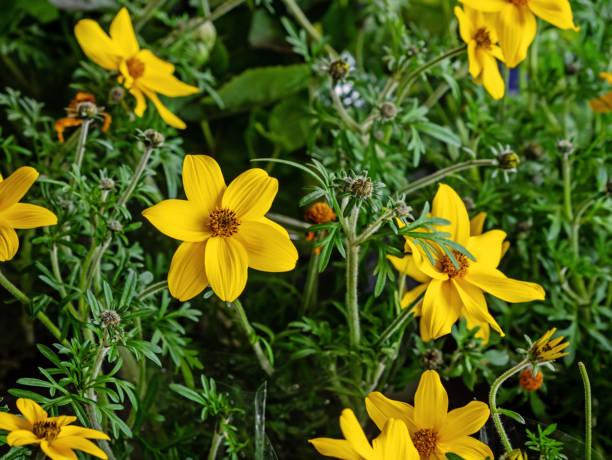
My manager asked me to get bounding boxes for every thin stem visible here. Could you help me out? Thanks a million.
[281,0,337,56]
[374,292,422,347]
[50,244,80,319]
[397,159,497,196]
[0,267,31,304]
[136,280,169,300]
[353,210,392,245]
[207,421,226,460]
[134,0,166,32]
[329,81,363,134]
[489,359,530,453]
[74,120,92,172]
[266,212,310,230]
[301,251,320,316]
[345,205,361,348]
[578,362,592,460]
[561,153,573,223]
[230,299,274,376]
[117,146,154,209]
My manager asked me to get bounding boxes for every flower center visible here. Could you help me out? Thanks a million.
[209,208,240,237]
[509,0,528,5]
[474,28,492,50]
[412,429,438,456]
[32,421,60,441]
[126,57,145,79]
[438,250,469,278]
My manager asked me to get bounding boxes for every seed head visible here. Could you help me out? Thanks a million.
[304,202,336,224]
[141,129,165,148]
[100,177,115,190]
[101,310,121,327]
[345,175,373,198]
[329,59,350,80]
[380,102,397,119]
[519,368,543,391]
[76,101,98,119]
[108,220,123,232]
[556,139,574,154]
[108,86,125,103]
[498,152,520,170]
[420,348,443,370]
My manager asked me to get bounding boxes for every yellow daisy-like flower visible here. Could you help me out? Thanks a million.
[387,183,545,342]
[74,8,199,129]
[309,408,420,459]
[366,370,493,460]
[455,6,506,100]
[589,73,612,113]
[0,167,57,262]
[142,155,298,302]
[0,398,110,460]
[460,0,579,68]
[529,328,570,363]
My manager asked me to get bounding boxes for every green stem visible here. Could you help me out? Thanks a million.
[207,421,226,460]
[397,159,497,196]
[489,359,530,453]
[230,299,274,376]
[281,0,337,56]
[374,292,422,347]
[346,206,361,348]
[561,153,573,222]
[117,146,154,209]
[266,212,310,230]
[578,362,592,460]
[329,81,363,134]
[301,251,320,315]
[134,0,166,32]
[74,120,92,172]
[353,210,392,245]
[136,280,169,300]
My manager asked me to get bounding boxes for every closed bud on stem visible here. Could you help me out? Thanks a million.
[556,139,574,154]
[329,59,350,81]
[108,86,125,103]
[100,310,120,327]
[140,129,164,148]
[99,178,115,190]
[391,200,412,219]
[108,220,122,232]
[420,348,443,370]
[380,102,397,119]
[76,101,98,119]
[499,151,520,170]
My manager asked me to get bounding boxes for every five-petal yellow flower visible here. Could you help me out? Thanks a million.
[388,183,545,342]
[309,408,420,459]
[366,370,493,460]
[0,167,57,261]
[460,0,579,68]
[0,398,110,460]
[142,155,298,302]
[74,8,199,129]
[455,6,506,100]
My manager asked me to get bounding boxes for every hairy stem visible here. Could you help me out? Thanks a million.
[301,251,320,315]
[231,299,275,376]
[578,362,592,460]
[346,206,361,348]
[266,212,310,230]
[330,81,363,133]
[136,280,169,300]
[207,421,227,460]
[374,292,422,347]
[117,145,154,209]
[74,120,92,172]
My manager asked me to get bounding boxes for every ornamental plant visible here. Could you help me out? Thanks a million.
[0,1,609,460]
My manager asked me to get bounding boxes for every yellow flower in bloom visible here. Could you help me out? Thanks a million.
[142,155,298,302]
[455,6,505,100]
[309,408,419,459]
[387,184,545,342]
[0,167,57,261]
[74,8,199,129]
[460,0,579,68]
[589,73,612,113]
[529,328,570,363]
[0,398,110,460]
[366,370,493,460]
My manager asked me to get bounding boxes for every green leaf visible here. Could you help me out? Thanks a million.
[498,408,526,424]
[446,454,466,460]
[414,122,462,147]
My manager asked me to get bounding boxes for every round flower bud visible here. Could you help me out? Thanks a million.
[420,348,443,370]
[346,176,373,198]
[100,178,115,190]
[523,142,543,160]
[519,368,543,391]
[556,139,574,154]
[380,102,397,119]
[329,59,350,80]
[141,129,165,148]
[108,220,123,232]
[108,86,125,103]
[100,310,121,327]
[498,152,520,170]
[392,200,412,219]
[76,101,98,119]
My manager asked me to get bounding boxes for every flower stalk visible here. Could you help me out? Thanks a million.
[578,362,592,460]
[231,299,275,377]
[74,119,92,171]
[345,205,361,348]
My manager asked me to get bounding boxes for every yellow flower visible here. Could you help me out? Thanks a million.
[366,370,493,460]
[529,328,570,363]
[460,0,579,68]
[309,408,420,459]
[0,167,57,261]
[505,449,527,460]
[387,184,545,342]
[74,8,199,129]
[455,6,505,100]
[0,398,110,460]
[142,155,298,302]
[589,73,612,113]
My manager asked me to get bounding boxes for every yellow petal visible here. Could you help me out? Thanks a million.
[469,212,486,236]
[465,315,491,343]
[205,237,248,302]
[118,59,134,89]
[589,91,612,113]
[142,199,210,242]
[465,262,545,302]
[528,0,579,30]
[1,203,57,229]
[53,437,107,459]
[129,87,147,116]
[182,155,226,213]
[6,429,40,446]
[0,166,38,212]
[432,184,470,247]
[481,51,505,99]
[40,439,78,460]
[234,221,297,272]
[406,239,447,281]
[308,438,361,460]
[414,370,448,432]
[437,435,494,460]
[365,392,418,434]
[372,418,419,460]
[438,401,490,442]
[141,74,199,97]
[140,87,187,129]
[222,169,278,220]
[453,278,504,336]
[459,0,506,12]
[0,412,31,431]
[467,41,482,78]
[466,230,506,268]
[47,416,77,427]
[498,4,536,68]
[109,7,139,57]
[74,19,123,70]
[137,49,175,75]
[387,254,430,283]
[59,425,110,440]
[420,279,461,341]
[454,6,474,44]
[400,283,428,310]
[339,409,373,458]
[257,216,290,238]
[16,398,47,424]
[0,225,19,261]
[168,242,208,302]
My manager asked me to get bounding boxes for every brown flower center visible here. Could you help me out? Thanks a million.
[209,208,240,237]
[126,57,145,79]
[438,250,469,278]
[412,429,438,456]
[474,28,492,50]
[32,421,60,441]
[509,0,528,5]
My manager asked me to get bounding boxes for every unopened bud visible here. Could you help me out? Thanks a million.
[329,59,350,80]
[141,129,164,148]
[345,176,373,198]
[108,86,125,103]
[498,152,520,170]
[100,310,120,327]
[100,178,115,190]
[76,101,98,119]
[380,102,397,119]
[420,349,443,370]
[523,142,543,160]
[108,220,122,232]
[556,139,574,154]
[392,200,412,219]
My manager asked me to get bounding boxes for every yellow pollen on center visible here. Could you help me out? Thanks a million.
[32,421,60,441]
[439,250,469,278]
[209,208,240,237]
[474,28,492,50]
[412,429,438,456]
[126,57,145,79]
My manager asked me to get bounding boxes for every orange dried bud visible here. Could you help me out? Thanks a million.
[304,202,336,224]
[519,368,543,391]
